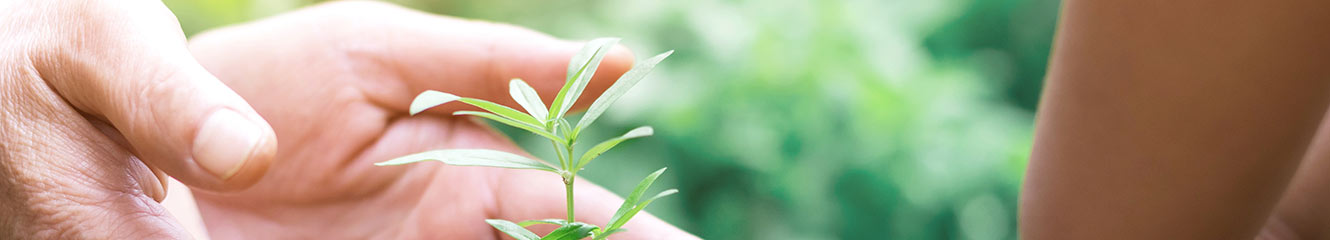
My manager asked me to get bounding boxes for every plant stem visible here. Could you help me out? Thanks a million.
[564,141,578,223]
[565,177,575,222]
[549,141,567,168]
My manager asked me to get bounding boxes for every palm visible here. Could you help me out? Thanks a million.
[183,2,691,239]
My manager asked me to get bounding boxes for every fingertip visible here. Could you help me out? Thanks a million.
[216,123,276,191]
[575,44,635,109]
[604,44,637,76]
[190,108,276,190]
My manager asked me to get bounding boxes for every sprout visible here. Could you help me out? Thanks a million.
[375,38,675,240]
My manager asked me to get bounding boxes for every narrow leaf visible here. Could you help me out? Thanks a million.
[517,219,568,227]
[409,90,461,115]
[509,78,549,122]
[408,90,542,128]
[564,38,620,87]
[457,98,543,127]
[486,219,541,240]
[612,189,678,231]
[576,126,654,170]
[374,149,557,173]
[557,118,574,142]
[640,189,679,207]
[454,111,564,143]
[593,228,628,240]
[549,38,620,121]
[605,168,667,231]
[540,222,599,240]
[575,50,673,132]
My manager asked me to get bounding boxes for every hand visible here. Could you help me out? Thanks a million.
[186,2,697,239]
[0,0,277,238]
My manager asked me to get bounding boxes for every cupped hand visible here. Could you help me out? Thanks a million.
[186,2,696,239]
[0,0,277,238]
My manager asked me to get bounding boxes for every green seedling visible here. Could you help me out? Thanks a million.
[375,38,675,240]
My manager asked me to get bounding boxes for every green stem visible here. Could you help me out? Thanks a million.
[549,141,566,168]
[565,143,577,174]
[565,176,575,222]
[564,141,578,222]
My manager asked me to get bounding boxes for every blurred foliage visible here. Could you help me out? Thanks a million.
[165,0,1059,239]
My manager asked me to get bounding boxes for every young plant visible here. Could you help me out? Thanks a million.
[374,38,675,240]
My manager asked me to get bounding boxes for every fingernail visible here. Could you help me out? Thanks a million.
[193,109,265,180]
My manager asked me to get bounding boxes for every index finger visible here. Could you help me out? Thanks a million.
[304,1,635,115]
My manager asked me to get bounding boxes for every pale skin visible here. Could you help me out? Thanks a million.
[1022,0,1330,239]
[186,2,696,239]
[0,0,694,239]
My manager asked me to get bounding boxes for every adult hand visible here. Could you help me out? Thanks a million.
[186,1,696,239]
[0,0,277,238]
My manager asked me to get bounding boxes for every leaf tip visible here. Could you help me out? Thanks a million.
[409,90,460,115]
[373,158,412,166]
[373,156,411,166]
[656,50,675,59]
[629,126,654,137]
[508,78,526,89]
[659,188,679,196]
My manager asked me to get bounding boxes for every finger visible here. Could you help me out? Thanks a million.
[89,117,169,202]
[37,0,275,191]
[494,169,698,239]
[303,1,636,115]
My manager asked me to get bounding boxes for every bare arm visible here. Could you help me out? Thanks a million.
[1022,0,1330,239]
[1262,111,1330,240]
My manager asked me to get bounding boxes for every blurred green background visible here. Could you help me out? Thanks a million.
[164,0,1060,239]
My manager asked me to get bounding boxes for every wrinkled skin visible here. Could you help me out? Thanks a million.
[187,2,698,239]
[1,0,276,238]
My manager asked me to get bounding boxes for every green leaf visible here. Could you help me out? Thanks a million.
[486,219,541,240]
[646,189,679,202]
[575,126,654,170]
[517,219,568,227]
[409,90,461,115]
[454,111,564,143]
[509,78,549,122]
[592,228,628,240]
[575,51,673,132]
[608,189,677,233]
[557,118,574,142]
[541,222,599,240]
[549,38,620,121]
[457,98,543,128]
[605,168,667,231]
[374,149,557,173]
[408,90,543,128]
[563,38,620,88]
[630,189,678,215]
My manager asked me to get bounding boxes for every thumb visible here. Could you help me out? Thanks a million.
[43,1,276,191]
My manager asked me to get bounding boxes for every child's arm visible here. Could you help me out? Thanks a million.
[1022,0,1330,239]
